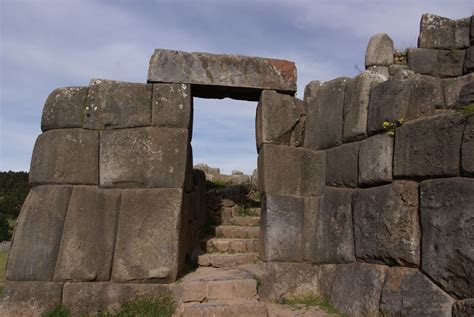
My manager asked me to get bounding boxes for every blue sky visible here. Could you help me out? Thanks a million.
[0,0,471,174]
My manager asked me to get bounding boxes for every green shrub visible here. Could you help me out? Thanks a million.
[462,103,474,117]
[0,213,9,242]
[205,179,227,190]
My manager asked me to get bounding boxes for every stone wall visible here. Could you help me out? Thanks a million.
[2,79,209,314]
[257,13,473,316]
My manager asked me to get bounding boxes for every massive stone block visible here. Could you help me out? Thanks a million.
[462,116,474,176]
[0,281,63,316]
[152,83,193,130]
[84,79,152,129]
[258,144,325,197]
[358,133,393,186]
[419,13,456,49]
[420,178,474,299]
[147,49,297,101]
[455,17,471,49]
[407,48,465,78]
[329,263,387,316]
[443,73,474,108]
[62,282,175,315]
[304,77,349,150]
[100,127,189,188]
[54,186,121,282]
[352,181,420,266]
[380,267,455,317]
[394,113,465,179]
[29,129,99,185]
[41,86,88,131]
[343,71,386,142]
[307,187,355,264]
[365,33,394,68]
[367,71,438,134]
[260,194,304,262]
[111,188,184,283]
[326,142,360,188]
[7,185,72,281]
[256,90,305,151]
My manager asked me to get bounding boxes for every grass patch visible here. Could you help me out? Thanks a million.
[235,205,256,217]
[282,294,347,316]
[205,179,227,190]
[462,103,474,117]
[7,218,16,236]
[42,293,176,317]
[0,251,8,294]
[41,305,71,317]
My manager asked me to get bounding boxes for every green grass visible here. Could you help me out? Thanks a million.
[41,293,176,317]
[462,103,474,117]
[235,205,255,217]
[282,294,347,316]
[0,251,8,294]
[205,179,227,190]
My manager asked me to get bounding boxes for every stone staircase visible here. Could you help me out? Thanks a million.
[198,207,261,268]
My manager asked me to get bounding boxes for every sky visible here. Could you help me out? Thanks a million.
[0,0,471,174]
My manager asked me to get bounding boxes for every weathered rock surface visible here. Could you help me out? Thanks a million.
[458,81,474,108]
[367,71,438,134]
[442,73,474,108]
[420,178,474,299]
[464,46,474,74]
[100,127,188,188]
[258,144,325,197]
[352,181,420,266]
[7,185,72,280]
[366,65,389,80]
[365,33,394,67]
[147,49,297,101]
[455,17,471,49]
[343,71,386,141]
[29,129,99,185]
[462,116,474,176]
[326,142,360,188]
[453,299,474,317]
[261,194,304,262]
[394,113,465,178]
[419,14,456,49]
[304,78,349,150]
[84,79,152,129]
[152,83,192,130]
[0,281,63,316]
[256,90,306,151]
[111,188,183,283]
[54,186,121,281]
[41,87,87,131]
[380,267,455,317]
[329,263,387,316]
[358,133,393,186]
[62,282,176,315]
[307,187,355,264]
[407,48,465,78]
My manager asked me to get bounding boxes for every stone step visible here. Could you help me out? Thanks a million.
[198,252,258,268]
[179,299,268,317]
[205,238,260,253]
[266,303,336,316]
[215,225,260,239]
[179,267,259,302]
[225,216,260,227]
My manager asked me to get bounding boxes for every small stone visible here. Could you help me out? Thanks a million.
[365,33,394,68]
